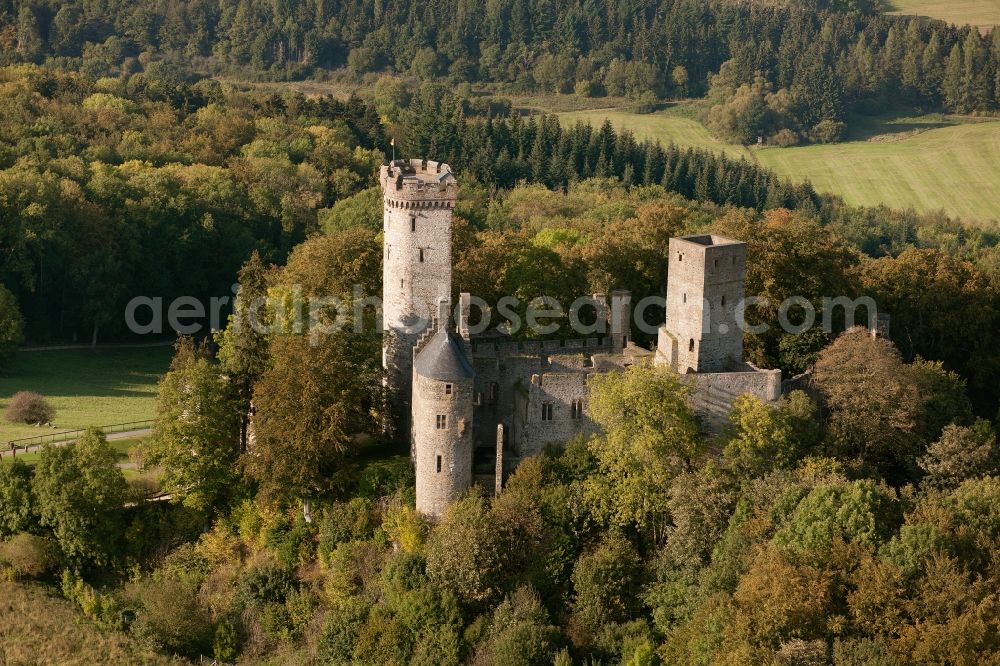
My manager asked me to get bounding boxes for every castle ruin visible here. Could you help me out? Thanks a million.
[380,158,781,518]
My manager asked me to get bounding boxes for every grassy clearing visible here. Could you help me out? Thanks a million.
[555,105,1000,224]
[0,347,171,443]
[887,0,999,30]
[559,102,753,159]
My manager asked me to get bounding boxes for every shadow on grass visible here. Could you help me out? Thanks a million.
[842,112,958,142]
[0,347,172,400]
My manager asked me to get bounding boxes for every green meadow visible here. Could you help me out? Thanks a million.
[557,105,1000,224]
[0,347,171,443]
[888,0,1000,30]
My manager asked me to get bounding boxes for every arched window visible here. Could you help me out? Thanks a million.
[419,248,425,262]
[410,216,416,232]
[689,338,695,352]
[721,295,726,307]
[683,293,686,303]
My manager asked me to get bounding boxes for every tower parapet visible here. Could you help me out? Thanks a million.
[380,159,458,207]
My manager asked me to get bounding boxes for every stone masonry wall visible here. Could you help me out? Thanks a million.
[381,159,456,440]
[413,372,474,518]
[664,236,746,373]
[686,365,782,432]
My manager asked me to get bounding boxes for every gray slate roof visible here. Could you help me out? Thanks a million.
[414,327,475,380]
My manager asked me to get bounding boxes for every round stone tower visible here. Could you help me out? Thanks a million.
[412,326,475,518]
[380,158,458,439]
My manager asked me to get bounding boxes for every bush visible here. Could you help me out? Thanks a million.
[629,91,659,114]
[0,534,59,579]
[811,119,846,144]
[5,391,55,424]
[768,128,800,147]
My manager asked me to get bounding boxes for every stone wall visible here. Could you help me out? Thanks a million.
[381,159,457,440]
[663,235,746,373]
[686,364,782,432]
[517,370,598,457]
[412,371,474,518]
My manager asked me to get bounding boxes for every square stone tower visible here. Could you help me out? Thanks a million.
[380,159,458,440]
[661,234,746,373]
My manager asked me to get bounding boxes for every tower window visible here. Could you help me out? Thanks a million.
[689,338,695,352]
[436,455,442,473]
[410,216,416,232]
[721,295,726,307]
[490,382,499,402]
[445,383,452,395]
[678,252,683,262]
[732,256,737,265]
[571,399,584,419]
[541,402,554,421]
[683,293,686,303]
[436,414,447,429]
[714,259,718,268]
[419,248,425,262]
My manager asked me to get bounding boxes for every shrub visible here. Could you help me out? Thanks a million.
[574,79,600,97]
[0,533,59,579]
[768,128,800,147]
[629,91,659,114]
[5,391,55,424]
[811,119,846,144]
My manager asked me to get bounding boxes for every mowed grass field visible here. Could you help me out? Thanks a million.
[560,105,754,159]
[557,105,1000,223]
[888,0,1000,30]
[0,347,171,443]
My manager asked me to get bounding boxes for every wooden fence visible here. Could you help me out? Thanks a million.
[4,419,156,454]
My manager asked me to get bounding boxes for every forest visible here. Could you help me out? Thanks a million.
[1,0,1000,663]
[2,0,1000,144]
[2,168,1000,662]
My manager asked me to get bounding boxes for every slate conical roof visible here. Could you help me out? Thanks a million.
[414,327,475,380]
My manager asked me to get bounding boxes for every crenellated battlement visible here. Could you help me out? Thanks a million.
[380,159,458,205]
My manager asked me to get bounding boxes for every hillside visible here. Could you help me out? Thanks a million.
[0,582,184,665]
[558,106,1000,224]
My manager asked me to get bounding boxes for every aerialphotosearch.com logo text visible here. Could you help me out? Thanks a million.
[124,286,880,343]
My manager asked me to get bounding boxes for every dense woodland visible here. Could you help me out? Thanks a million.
[2,175,1000,663]
[2,0,1000,143]
[2,0,1000,663]
[0,65,383,344]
